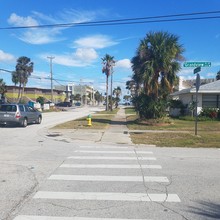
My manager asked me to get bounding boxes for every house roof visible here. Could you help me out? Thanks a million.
[171,80,220,96]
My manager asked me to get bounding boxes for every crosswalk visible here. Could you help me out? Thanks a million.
[13,145,181,220]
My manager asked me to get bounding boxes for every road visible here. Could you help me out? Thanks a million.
[0,106,220,220]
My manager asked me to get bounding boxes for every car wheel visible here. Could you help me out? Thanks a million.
[21,118,28,127]
[36,116,42,124]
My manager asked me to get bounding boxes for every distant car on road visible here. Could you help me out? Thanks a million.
[0,103,42,127]
[55,102,72,107]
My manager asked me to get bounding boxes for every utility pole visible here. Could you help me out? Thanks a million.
[47,56,55,103]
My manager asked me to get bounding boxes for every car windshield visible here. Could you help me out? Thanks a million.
[0,105,17,112]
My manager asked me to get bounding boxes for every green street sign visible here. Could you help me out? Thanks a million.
[194,66,201,74]
[183,62,211,67]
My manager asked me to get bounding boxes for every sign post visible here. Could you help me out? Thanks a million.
[194,70,201,136]
[183,61,211,135]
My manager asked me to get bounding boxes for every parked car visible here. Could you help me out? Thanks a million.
[0,103,42,127]
[55,102,72,107]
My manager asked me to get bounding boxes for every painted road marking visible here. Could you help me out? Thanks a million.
[79,146,129,149]
[67,156,156,160]
[34,191,181,202]
[60,164,162,169]
[48,175,169,182]
[14,216,152,220]
[74,150,153,154]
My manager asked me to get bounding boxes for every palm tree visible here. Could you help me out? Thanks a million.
[14,56,33,102]
[101,54,115,111]
[131,31,184,99]
[216,70,220,80]
[113,86,121,108]
[0,78,7,102]
[94,91,102,105]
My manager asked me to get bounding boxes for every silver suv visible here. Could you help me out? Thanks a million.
[0,103,42,127]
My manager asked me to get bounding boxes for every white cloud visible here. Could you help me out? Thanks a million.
[8,13,38,27]
[115,59,132,69]
[20,29,63,45]
[0,50,15,62]
[8,13,63,44]
[8,9,108,45]
[73,35,118,49]
[74,48,98,61]
[40,48,98,67]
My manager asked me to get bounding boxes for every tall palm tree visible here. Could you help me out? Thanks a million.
[101,54,115,111]
[131,31,184,99]
[113,86,121,108]
[14,56,33,102]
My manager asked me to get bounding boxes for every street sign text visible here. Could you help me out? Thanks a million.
[183,62,211,67]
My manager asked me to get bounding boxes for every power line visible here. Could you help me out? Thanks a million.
[1,10,220,30]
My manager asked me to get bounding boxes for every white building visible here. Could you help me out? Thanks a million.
[170,80,220,115]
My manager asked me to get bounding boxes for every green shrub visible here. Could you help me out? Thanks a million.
[200,108,219,120]
[199,108,220,120]
[132,93,167,119]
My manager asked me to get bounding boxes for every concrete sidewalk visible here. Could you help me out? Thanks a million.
[49,107,133,145]
[100,107,133,144]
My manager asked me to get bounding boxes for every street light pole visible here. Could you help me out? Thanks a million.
[47,56,55,103]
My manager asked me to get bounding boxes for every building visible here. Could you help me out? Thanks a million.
[170,80,220,115]
[178,77,215,91]
[54,83,95,105]
[4,85,66,103]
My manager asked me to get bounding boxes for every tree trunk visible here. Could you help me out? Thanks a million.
[110,71,113,111]
[17,83,22,103]
[106,75,109,111]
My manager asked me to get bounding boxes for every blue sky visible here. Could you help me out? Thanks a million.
[0,0,220,97]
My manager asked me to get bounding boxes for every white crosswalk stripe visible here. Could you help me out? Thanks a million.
[48,174,169,182]
[14,216,152,220]
[34,191,181,202]
[74,150,153,154]
[13,145,180,220]
[60,164,162,169]
[67,156,156,160]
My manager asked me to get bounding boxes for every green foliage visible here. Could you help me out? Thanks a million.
[129,31,185,119]
[168,99,186,116]
[132,93,167,119]
[36,96,45,105]
[94,91,103,103]
[0,79,7,95]
[200,108,219,120]
[169,99,184,108]
[12,56,34,102]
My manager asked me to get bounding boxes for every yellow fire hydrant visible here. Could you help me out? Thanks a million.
[87,114,92,126]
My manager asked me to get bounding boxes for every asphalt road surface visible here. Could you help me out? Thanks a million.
[0,106,219,220]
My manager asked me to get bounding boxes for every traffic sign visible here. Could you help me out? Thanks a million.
[194,66,201,74]
[183,62,211,67]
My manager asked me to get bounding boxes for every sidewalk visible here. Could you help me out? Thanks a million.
[100,107,133,145]
[50,107,133,145]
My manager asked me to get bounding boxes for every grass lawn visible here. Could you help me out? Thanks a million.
[126,112,220,148]
[52,106,220,148]
[53,109,119,130]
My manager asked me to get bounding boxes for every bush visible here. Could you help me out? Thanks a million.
[199,108,219,120]
[132,93,167,119]
[169,99,184,108]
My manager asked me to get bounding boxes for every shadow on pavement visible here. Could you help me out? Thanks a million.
[188,201,220,219]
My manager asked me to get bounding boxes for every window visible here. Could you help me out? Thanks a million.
[202,95,219,108]
[19,105,25,112]
[0,105,17,112]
